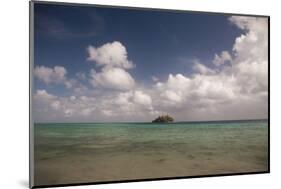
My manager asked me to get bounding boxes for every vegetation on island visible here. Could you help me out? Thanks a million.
[152,114,174,123]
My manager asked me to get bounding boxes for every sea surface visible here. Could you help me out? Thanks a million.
[34,120,268,186]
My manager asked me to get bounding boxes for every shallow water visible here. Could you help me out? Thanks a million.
[33,120,268,186]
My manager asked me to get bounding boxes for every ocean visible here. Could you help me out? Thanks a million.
[33,120,268,186]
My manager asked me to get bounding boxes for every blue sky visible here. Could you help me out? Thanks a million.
[34,4,242,94]
[33,3,268,122]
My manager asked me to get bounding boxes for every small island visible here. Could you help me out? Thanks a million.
[152,114,174,123]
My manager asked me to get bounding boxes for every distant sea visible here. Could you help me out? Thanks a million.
[34,120,268,186]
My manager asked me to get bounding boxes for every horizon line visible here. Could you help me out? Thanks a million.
[34,118,268,124]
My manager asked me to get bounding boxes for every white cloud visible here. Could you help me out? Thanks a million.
[34,65,88,93]
[114,90,153,109]
[111,90,155,118]
[162,90,182,103]
[33,90,58,116]
[229,16,268,96]
[64,81,72,89]
[115,91,132,106]
[154,72,237,109]
[50,100,61,110]
[87,41,134,69]
[213,51,232,66]
[156,74,191,91]
[70,96,76,101]
[34,89,56,101]
[191,74,238,100]
[64,109,74,117]
[229,16,268,63]
[133,90,152,106]
[33,89,155,122]
[192,61,215,74]
[34,66,67,84]
[76,72,86,80]
[102,109,114,116]
[152,76,159,82]
[87,41,136,91]
[33,90,97,121]
[90,67,135,90]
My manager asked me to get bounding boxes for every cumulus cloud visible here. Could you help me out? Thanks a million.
[192,60,215,74]
[152,76,159,82]
[229,16,268,95]
[162,90,182,104]
[107,90,156,120]
[229,16,268,63]
[87,41,134,69]
[34,66,67,84]
[34,65,88,93]
[87,41,136,90]
[133,90,152,106]
[156,74,191,92]
[76,72,86,81]
[213,51,232,66]
[155,73,237,107]
[89,67,135,90]
[33,89,96,121]
[114,90,152,108]
[34,89,56,101]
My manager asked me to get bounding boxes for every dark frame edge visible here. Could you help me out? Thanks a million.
[31,171,270,189]
[267,16,270,173]
[29,1,35,188]
[31,0,269,18]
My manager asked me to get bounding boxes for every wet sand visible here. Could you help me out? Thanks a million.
[35,150,268,185]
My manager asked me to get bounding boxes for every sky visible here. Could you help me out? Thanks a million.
[32,3,269,122]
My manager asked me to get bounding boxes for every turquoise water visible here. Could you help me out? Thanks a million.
[34,120,268,186]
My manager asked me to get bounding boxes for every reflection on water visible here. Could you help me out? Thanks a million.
[34,120,268,186]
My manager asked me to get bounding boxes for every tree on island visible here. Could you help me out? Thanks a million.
[152,114,174,123]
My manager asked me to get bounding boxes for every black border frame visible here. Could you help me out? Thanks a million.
[29,1,270,188]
